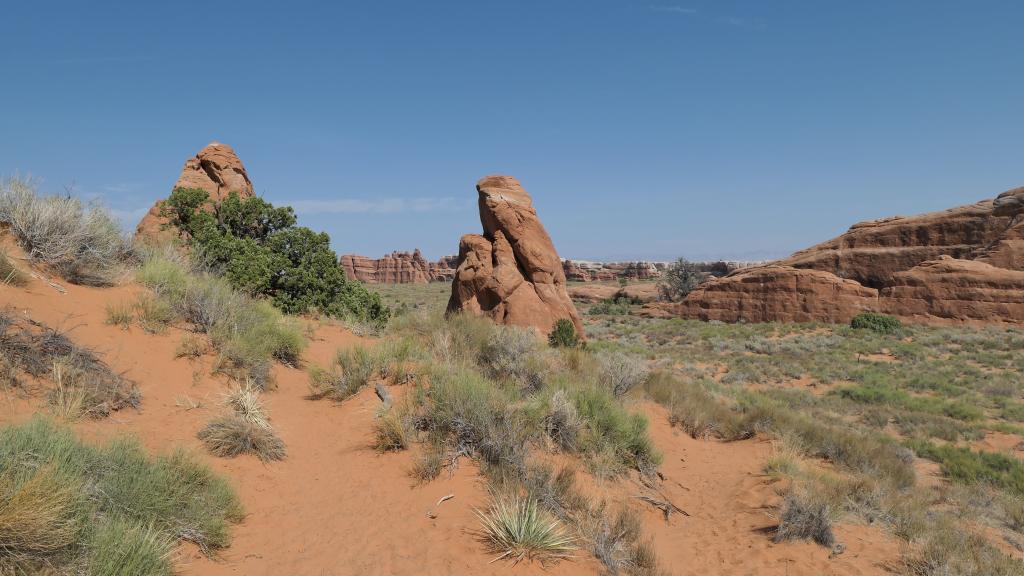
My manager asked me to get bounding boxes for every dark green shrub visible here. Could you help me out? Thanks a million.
[548,319,580,348]
[851,313,902,334]
[658,257,706,302]
[161,188,389,325]
[588,297,633,316]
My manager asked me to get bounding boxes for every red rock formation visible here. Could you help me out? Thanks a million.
[567,283,661,304]
[561,259,665,282]
[778,197,1018,289]
[879,256,1024,323]
[563,260,592,282]
[339,250,456,283]
[681,186,1024,325]
[136,142,254,240]
[680,266,878,323]
[432,255,458,282]
[448,176,583,337]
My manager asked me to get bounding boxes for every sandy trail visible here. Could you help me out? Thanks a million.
[0,274,898,575]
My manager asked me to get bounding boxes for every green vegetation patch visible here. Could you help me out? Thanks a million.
[160,187,389,326]
[0,417,242,574]
[850,312,903,334]
[910,440,1024,495]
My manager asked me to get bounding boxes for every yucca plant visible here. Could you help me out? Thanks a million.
[476,496,575,564]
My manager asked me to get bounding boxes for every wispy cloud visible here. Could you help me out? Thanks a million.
[650,5,697,14]
[55,55,154,65]
[289,197,470,215]
[718,16,767,30]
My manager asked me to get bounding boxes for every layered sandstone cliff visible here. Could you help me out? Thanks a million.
[681,186,1024,325]
[562,260,665,282]
[339,250,456,283]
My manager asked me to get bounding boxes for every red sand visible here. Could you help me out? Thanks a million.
[0,270,901,575]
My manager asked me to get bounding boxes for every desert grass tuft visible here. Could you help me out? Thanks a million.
[308,345,376,401]
[588,506,661,575]
[49,360,86,420]
[0,465,79,554]
[199,385,285,462]
[134,294,174,334]
[544,389,583,452]
[411,446,445,482]
[198,415,286,462]
[0,249,27,286]
[476,495,576,564]
[175,334,208,358]
[87,518,174,576]
[773,490,836,547]
[0,417,241,572]
[903,519,1022,576]
[373,411,411,452]
[105,301,134,329]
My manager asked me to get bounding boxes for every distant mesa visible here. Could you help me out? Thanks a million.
[681,186,1024,324]
[339,250,457,283]
[135,142,254,241]
[447,175,584,337]
[562,259,665,282]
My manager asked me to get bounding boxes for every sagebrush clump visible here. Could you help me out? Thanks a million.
[136,251,306,388]
[0,177,131,285]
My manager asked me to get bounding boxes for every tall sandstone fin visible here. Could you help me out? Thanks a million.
[447,176,583,337]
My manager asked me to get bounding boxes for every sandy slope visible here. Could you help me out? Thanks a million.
[0,271,899,575]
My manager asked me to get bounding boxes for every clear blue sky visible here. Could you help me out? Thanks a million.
[2,1,1021,261]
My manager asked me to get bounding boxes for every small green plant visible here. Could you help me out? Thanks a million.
[909,440,1024,495]
[308,345,376,401]
[134,294,175,334]
[548,319,580,348]
[850,312,902,334]
[476,496,576,563]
